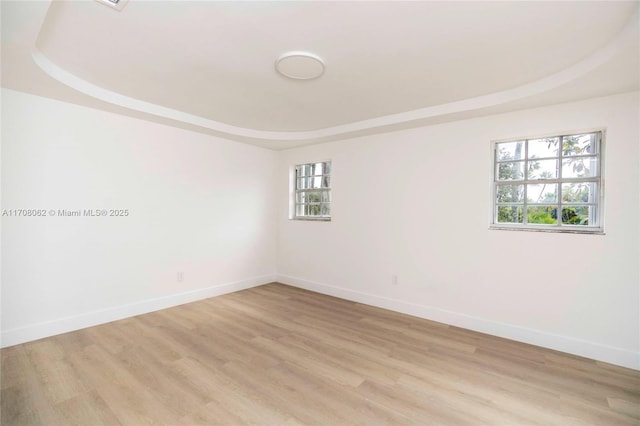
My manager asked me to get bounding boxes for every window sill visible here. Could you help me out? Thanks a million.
[489,225,604,235]
[290,217,331,222]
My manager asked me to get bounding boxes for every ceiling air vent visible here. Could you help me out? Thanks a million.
[95,0,129,11]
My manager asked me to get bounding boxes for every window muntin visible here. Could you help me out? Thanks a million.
[492,132,603,232]
[294,161,331,220]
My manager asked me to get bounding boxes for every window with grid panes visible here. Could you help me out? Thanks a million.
[294,161,331,220]
[492,131,603,233]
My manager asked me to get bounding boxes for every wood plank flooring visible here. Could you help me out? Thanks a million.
[2,283,639,425]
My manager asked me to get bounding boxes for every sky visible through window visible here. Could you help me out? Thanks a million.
[294,161,331,219]
[494,133,601,229]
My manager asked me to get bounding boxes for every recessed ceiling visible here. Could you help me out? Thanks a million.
[1,1,639,150]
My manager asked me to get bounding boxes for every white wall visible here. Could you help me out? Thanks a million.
[1,88,278,346]
[2,87,638,370]
[277,91,640,370]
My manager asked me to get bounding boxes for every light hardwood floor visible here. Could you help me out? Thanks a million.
[2,283,639,425]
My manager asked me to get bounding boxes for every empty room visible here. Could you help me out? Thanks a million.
[1,1,639,425]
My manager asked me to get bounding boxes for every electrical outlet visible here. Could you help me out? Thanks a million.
[177,272,184,282]
[391,274,398,286]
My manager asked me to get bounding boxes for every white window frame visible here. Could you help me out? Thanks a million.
[490,130,604,234]
[290,160,332,221]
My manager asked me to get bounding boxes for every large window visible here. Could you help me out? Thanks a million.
[492,131,603,233]
[293,161,331,220]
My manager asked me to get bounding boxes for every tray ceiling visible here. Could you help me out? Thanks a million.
[2,1,639,149]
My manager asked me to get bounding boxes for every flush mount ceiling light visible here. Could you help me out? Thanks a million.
[275,52,325,80]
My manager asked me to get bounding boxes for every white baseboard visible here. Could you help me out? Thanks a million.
[1,274,275,348]
[277,274,639,371]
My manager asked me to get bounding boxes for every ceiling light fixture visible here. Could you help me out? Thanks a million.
[275,52,325,80]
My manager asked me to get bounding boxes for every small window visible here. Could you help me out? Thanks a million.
[491,131,603,233]
[293,161,331,221]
